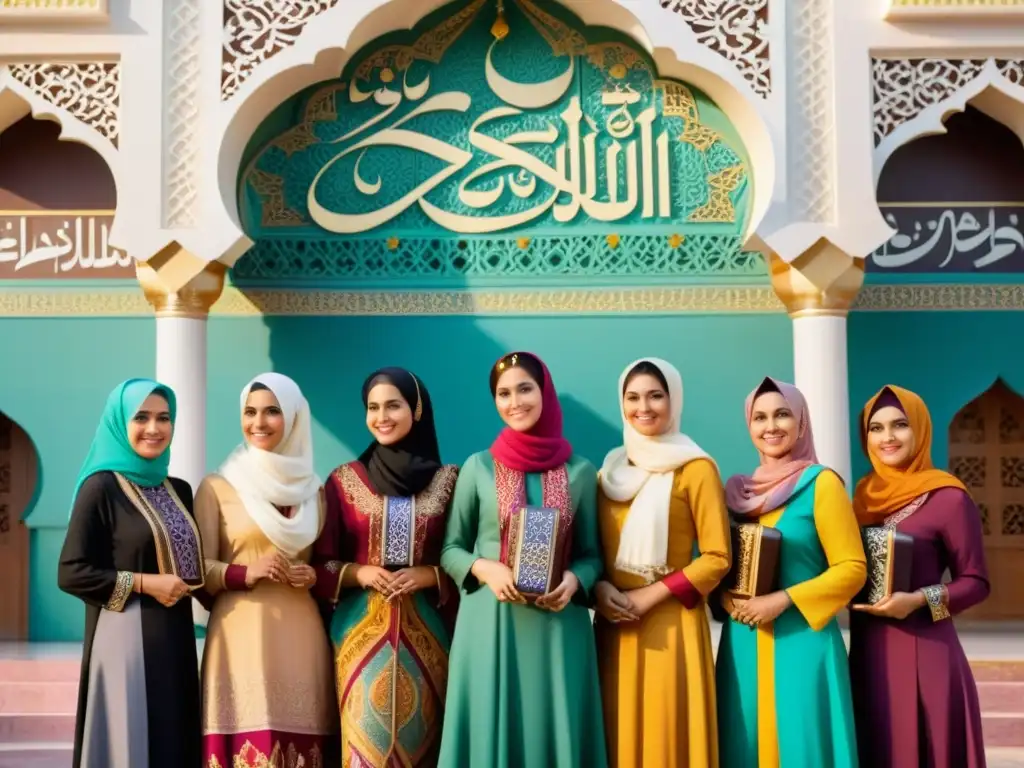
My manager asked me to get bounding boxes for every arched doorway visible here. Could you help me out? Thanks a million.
[948,379,1024,620]
[0,413,37,640]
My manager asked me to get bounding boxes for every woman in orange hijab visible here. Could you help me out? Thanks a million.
[849,385,989,768]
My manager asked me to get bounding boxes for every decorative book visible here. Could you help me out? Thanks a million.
[381,496,416,568]
[506,505,564,597]
[855,527,914,605]
[725,522,782,599]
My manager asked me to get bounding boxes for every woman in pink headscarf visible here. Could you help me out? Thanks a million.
[716,377,866,768]
[438,352,608,768]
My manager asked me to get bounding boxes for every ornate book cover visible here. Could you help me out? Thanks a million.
[381,495,416,568]
[506,505,563,597]
[725,522,782,599]
[856,526,914,605]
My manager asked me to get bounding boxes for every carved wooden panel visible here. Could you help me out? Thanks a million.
[0,414,34,641]
[948,379,1024,619]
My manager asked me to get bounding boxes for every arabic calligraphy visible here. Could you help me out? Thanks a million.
[872,206,1024,272]
[0,212,133,279]
[244,0,747,239]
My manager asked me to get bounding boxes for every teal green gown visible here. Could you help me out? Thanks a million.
[438,451,608,768]
[716,466,866,768]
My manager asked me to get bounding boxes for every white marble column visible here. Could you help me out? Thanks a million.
[792,314,852,484]
[767,247,865,489]
[138,260,225,628]
[155,316,208,488]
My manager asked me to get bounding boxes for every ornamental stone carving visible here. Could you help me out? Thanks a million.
[659,0,770,98]
[5,62,120,148]
[164,0,201,227]
[872,58,1024,145]
[0,0,108,22]
[221,0,340,100]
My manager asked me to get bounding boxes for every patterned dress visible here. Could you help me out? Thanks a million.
[58,471,204,768]
[312,461,459,767]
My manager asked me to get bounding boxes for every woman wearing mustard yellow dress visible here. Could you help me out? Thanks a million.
[594,358,731,768]
[716,377,866,768]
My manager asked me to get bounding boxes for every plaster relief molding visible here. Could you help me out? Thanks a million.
[765,240,866,318]
[658,0,770,99]
[788,0,835,224]
[163,0,201,227]
[0,0,108,23]
[1,62,119,149]
[210,0,778,289]
[885,0,1024,20]
[222,0,340,101]
[872,58,1024,179]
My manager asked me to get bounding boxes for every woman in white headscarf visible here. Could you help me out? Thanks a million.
[594,358,731,768]
[196,373,335,768]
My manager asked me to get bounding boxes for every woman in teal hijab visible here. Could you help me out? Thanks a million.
[59,377,204,768]
[71,378,177,509]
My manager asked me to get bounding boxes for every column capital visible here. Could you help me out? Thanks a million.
[136,256,226,319]
[763,240,865,319]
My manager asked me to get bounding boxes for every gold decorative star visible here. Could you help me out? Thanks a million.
[516,237,531,250]
[386,237,400,251]
[606,234,621,249]
[668,233,685,249]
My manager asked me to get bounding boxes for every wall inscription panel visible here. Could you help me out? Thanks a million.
[236,0,754,284]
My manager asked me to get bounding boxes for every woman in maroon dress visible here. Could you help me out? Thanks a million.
[850,384,990,768]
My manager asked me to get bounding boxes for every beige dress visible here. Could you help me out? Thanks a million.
[196,474,335,768]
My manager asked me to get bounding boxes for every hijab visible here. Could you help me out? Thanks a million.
[72,378,176,516]
[218,373,322,557]
[853,385,966,525]
[358,367,442,497]
[489,352,573,472]
[725,377,819,517]
[600,358,713,581]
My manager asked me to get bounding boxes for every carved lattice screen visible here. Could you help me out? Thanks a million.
[948,380,1024,619]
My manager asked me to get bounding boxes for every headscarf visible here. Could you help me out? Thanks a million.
[71,378,176,516]
[218,373,322,557]
[725,377,819,517]
[600,358,713,581]
[489,352,573,473]
[853,385,966,525]
[358,367,442,497]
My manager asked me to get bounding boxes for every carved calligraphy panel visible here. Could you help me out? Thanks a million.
[237,0,750,281]
[871,106,1024,274]
[0,212,133,278]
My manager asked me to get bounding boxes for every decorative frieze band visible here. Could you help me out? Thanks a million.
[163,0,201,227]
[885,0,1024,20]
[0,0,108,22]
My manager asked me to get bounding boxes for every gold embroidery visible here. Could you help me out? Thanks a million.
[114,474,206,590]
[219,739,323,768]
[922,584,951,622]
[105,570,134,612]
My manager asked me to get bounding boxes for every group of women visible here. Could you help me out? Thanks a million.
[58,351,991,768]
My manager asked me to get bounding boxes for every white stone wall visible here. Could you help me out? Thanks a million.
[1,0,1022,277]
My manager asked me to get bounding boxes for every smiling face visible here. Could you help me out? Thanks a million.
[494,366,543,433]
[242,388,286,452]
[128,393,173,459]
[866,405,916,468]
[366,383,414,446]
[749,390,800,461]
[623,373,672,437]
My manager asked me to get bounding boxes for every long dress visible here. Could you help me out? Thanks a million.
[438,451,608,768]
[196,474,336,768]
[715,465,866,768]
[57,471,203,768]
[312,461,459,767]
[849,487,990,768]
[595,458,731,768]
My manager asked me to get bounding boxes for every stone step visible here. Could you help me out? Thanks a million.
[0,744,72,768]
[0,682,77,714]
[988,747,1024,768]
[986,714,1024,749]
[0,713,76,744]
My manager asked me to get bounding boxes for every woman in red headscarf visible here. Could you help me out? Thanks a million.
[438,352,608,768]
[849,385,989,768]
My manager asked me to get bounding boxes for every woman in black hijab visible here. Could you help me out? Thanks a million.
[311,367,459,767]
